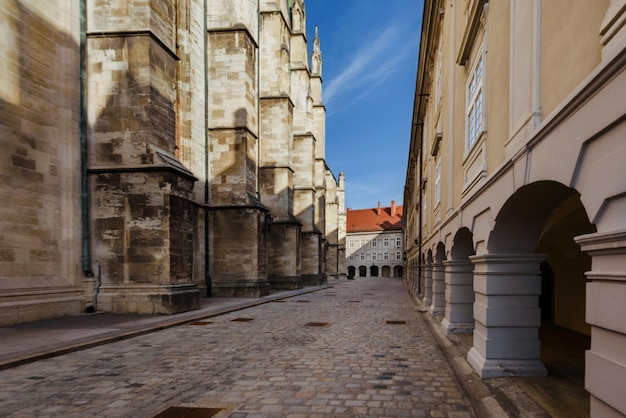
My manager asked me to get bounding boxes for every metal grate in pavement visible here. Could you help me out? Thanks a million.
[304,322,331,327]
[231,318,255,322]
[386,320,407,325]
[152,406,221,418]
[187,321,214,326]
[295,300,310,303]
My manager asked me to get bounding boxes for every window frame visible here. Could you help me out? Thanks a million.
[466,51,484,153]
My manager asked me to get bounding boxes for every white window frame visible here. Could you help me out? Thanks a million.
[466,52,484,152]
[396,237,402,247]
[396,251,402,260]
[360,252,365,261]
[372,239,377,247]
[372,252,377,261]
[383,237,389,247]
[383,252,389,260]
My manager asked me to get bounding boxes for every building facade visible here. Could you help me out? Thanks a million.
[0,0,344,325]
[346,202,403,279]
[403,1,626,417]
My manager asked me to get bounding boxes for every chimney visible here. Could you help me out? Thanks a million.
[377,201,381,216]
[391,200,397,217]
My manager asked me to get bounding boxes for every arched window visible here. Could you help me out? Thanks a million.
[348,266,356,278]
[358,266,367,277]
[370,266,379,277]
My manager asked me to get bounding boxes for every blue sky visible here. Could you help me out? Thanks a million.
[305,1,423,210]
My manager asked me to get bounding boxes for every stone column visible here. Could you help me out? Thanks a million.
[576,231,626,418]
[88,1,199,314]
[442,260,475,334]
[467,253,547,378]
[423,261,433,307]
[206,2,269,298]
[259,5,302,290]
[419,261,425,298]
[430,260,445,316]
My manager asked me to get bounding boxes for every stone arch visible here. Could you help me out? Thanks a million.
[469,180,596,380]
[370,265,379,277]
[451,227,475,260]
[394,265,403,277]
[347,266,355,278]
[488,181,594,253]
[382,265,391,277]
[358,265,367,277]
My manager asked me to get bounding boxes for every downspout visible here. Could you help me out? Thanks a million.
[204,0,211,296]
[80,0,94,278]
[533,0,542,127]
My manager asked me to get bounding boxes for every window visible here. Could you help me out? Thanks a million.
[396,237,402,247]
[383,252,389,260]
[349,239,355,248]
[435,157,441,205]
[360,252,365,261]
[396,251,402,260]
[383,238,389,247]
[372,239,377,247]
[349,254,354,261]
[466,54,484,151]
[360,239,365,247]
[372,252,377,261]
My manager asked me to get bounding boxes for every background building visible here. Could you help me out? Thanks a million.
[346,202,403,279]
[403,1,626,417]
[0,0,344,325]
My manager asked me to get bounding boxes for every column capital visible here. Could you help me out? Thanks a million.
[470,253,546,275]
[575,229,626,253]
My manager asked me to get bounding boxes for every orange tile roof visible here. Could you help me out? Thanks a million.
[347,203,403,233]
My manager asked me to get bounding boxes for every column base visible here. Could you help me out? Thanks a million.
[268,275,303,290]
[211,280,271,297]
[467,347,547,378]
[301,274,326,286]
[442,318,474,334]
[430,304,444,316]
[98,283,200,314]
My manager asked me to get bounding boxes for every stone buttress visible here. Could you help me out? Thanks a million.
[87,1,199,313]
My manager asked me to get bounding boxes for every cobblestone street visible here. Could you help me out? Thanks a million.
[0,279,475,418]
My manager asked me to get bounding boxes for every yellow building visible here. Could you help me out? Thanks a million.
[403,1,626,416]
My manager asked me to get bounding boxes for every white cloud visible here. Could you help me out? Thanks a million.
[323,18,418,116]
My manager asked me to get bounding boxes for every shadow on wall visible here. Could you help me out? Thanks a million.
[0,1,84,311]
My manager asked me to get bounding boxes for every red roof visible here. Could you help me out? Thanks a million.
[347,202,403,233]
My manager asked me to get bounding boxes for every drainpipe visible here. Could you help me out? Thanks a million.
[80,0,94,278]
[533,0,542,127]
[204,0,211,296]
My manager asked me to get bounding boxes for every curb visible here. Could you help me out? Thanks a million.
[0,284,335,371]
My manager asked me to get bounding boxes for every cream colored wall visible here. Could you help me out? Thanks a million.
[540,0,608,120]
[484,0,509,176]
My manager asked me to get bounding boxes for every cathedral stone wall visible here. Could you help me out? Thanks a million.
[0,0,345,324]
[0,1,84,326]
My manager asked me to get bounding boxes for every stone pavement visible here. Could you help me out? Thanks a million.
[0,279,492,418]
